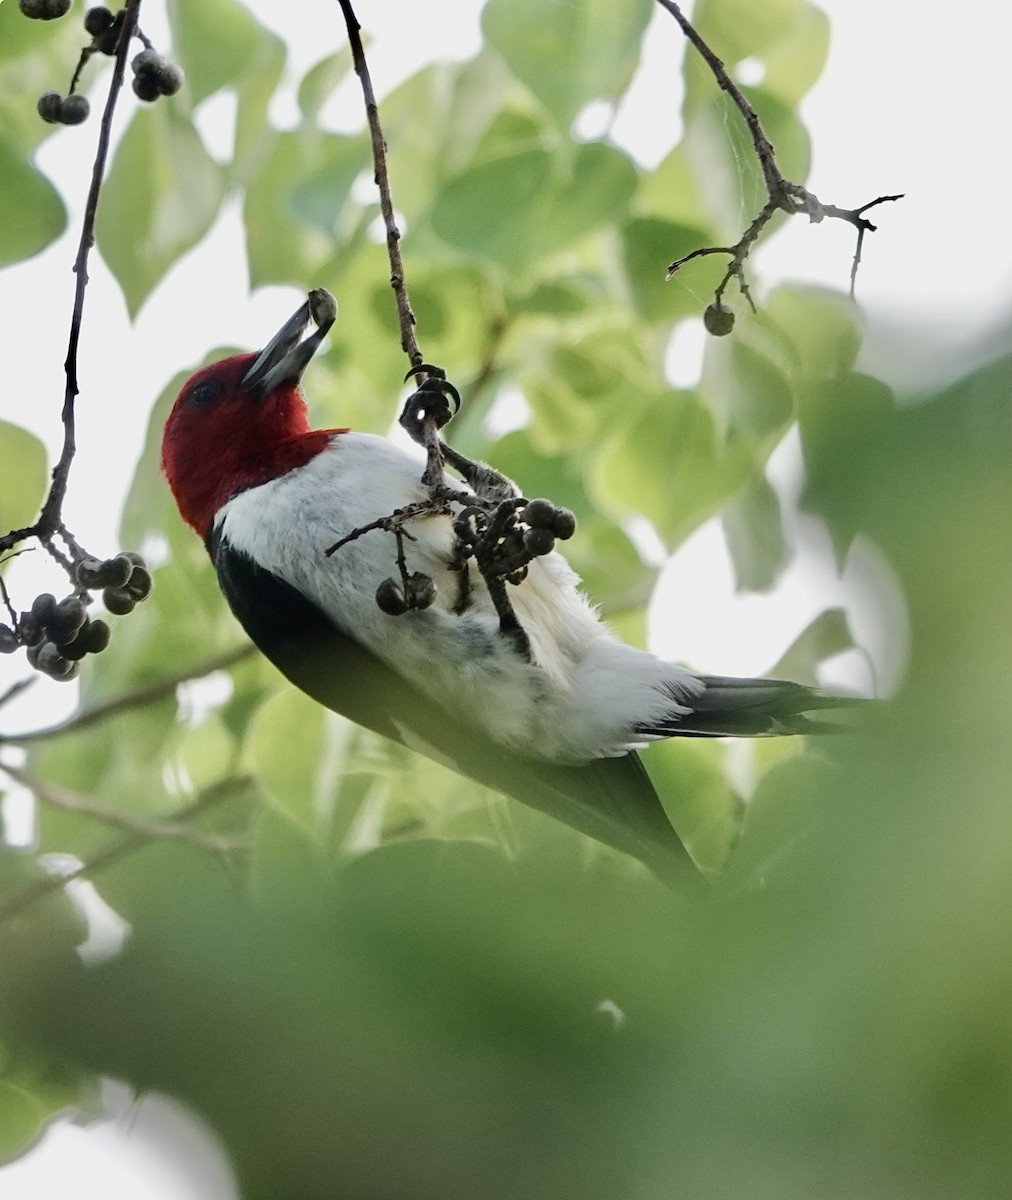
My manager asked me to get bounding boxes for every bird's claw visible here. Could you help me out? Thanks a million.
[399,365,461,445]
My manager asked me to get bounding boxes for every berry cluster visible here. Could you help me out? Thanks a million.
[0,552,152,683]
[21,4,185,127]
[130,48,183,102]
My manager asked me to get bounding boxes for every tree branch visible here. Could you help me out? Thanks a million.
[656,0,901,301]
[0,775,258,928]
[335,0,422,370]
[0,0,142,561]
[0,644,256,746]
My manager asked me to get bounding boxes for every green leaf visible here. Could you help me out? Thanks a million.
[769,607,854,684]
[168,0,273,105]
[643,739,745,873]
[483,0,653,127]
[0,419,47,535]
[722,473,787,592]
[0,1081,46,1161]
[765,284,863,379]
[96,105,225,317]
[0,0,83,153]
[431,142,637,271]
[622,216,715,322]
[297,50,355,122]
[0,137,65,267]
[702,338,794,444]
[694,0,806,66]
[591,389,750,546]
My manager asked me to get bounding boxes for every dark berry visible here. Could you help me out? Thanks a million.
[36,642,76,679]
[132,73,161,103]
[0,626,19,654]
[375,578,408,616]
[102,586,135,616]
[124,564,152,600]
[19,0,71,19]
[103,554,134,588]
[93,8,124,54]
[31,594,57,625]
[523,527,556,557]
[703,302,735,337]
[521,498,557,530]
[84,618,110,653]
[551,508,576,540]
[131,48,162,76]
[155,61,184,97]
[59,95,90,126]
[49,596,88,645]
[405,572,436,611]
[75,556,106,588]
[83,6,115,36]
[37,92,64,124]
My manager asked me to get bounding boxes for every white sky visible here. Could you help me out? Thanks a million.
[1,0,1009,1193]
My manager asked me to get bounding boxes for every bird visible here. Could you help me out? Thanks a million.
[161,291,852,883]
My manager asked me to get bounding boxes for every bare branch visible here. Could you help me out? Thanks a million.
[656,0,902,302]
[335,0,422,370]
[0,776,258,928]
[0,644,256,746]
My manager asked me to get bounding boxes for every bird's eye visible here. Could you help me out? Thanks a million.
[189,379,223,406]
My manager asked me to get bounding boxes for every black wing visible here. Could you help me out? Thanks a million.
[210,532,693,882]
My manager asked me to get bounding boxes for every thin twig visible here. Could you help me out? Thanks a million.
[656,0,901,300]
[32,0,142,548]
[0,644,255,745]
[335,0,422,370]
[0,761,250,853]
[0,776,258,928]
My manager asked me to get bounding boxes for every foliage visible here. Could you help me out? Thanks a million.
[1,0,1011,1195]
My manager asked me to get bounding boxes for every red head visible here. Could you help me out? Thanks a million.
[162,291,339,539]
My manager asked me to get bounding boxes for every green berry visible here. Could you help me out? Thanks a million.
[703,302,735,337]
[37,91,64,124]
[59,95,90,126]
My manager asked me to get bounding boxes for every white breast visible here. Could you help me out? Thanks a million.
[217,434,701,761]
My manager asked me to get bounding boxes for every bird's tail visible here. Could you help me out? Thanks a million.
[644,675,862,739]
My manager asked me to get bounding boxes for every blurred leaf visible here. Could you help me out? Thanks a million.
[766,284,863,379]
[722,473,787,592]
[96,105,225,317]
[769,607,854,685]
[0,137,65,267]
[0,1081,46,1162]
[592,389,750,546]
[622,216,715,322]
[0,420,47,535]
[296,49,354,122]
[644,739,745,872]
[168,0,275,105]
[694,0,808,66]
[703,337,794,443]
[431,141,638,270]
[243,131,368,288]
[483,0,652,128]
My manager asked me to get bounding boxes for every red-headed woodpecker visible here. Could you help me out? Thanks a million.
[161,292,850,880]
